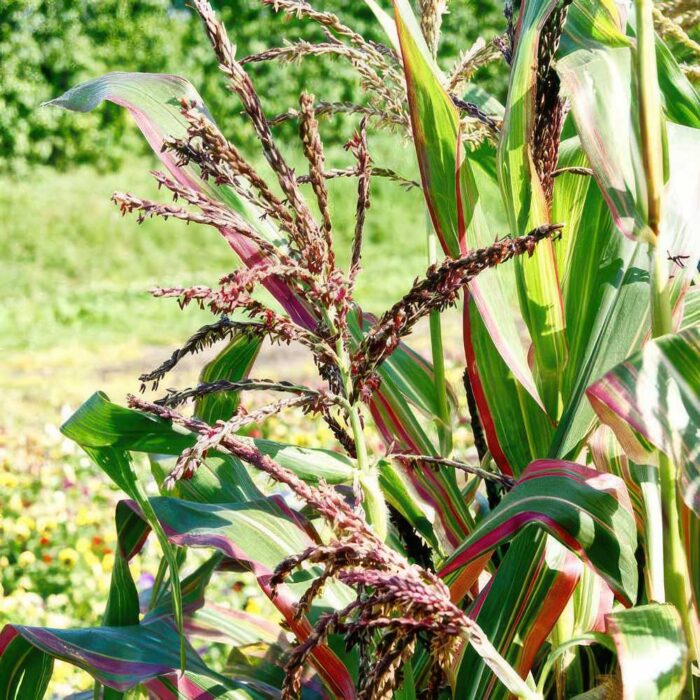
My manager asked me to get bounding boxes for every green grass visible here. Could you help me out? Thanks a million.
[0,135,428,355]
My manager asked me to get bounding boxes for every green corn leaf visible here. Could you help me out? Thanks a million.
[681,505,700,619]
[441,459,638,604]
[551,166,651,459]
[60,392,189,672]
[607,604,689,699]
[377,458,443,553]
[497,0,568,414]
[558,14,700,259]
[0,633,53,700]
[392,0,546,412]
[195,333,262,424]
[587,326,700,516]
[552,4,700,459]
[681,287,700,330]
[122,496,358,698]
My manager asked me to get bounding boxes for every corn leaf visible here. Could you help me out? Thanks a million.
[452,536,582,698]
[587,326,700,516]
[558,16,700,258]
[0,631,53,700]
[441,459,638,604]
[195,334,262,424]
[50,71,469,556]
[45,71,315,328]
[0,621,265,699]
[122,496,358,698]
[392,0,545,412]
[607,604,688,699]
[497,0,568,414]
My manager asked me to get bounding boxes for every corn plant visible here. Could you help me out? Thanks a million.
[2,0,699,697]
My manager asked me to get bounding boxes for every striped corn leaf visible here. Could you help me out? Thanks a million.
[496,0,568,415]
[607,604,689,699]
[588,326,700,516]
[49,70,471,556]
[121,496,358,698]
[453,536,582,698]
[440,459,638,604]
[0,621,267,699]
[392,0,545,413]
[195,333,262,424]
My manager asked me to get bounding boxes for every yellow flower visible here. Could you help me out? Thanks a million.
[8,493,22,511]
[17,515,36,531]
[0,556,9,568]
[36,516,57,534]
[75,537,91,554]
[58,548,79,568]
[0,472,18,489]
[296,435,310,447]
[83,551,99,568]
[14,522,31,543]
[18,551,36,567]
[75,506,95,527]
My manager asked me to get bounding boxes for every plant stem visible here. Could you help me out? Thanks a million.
[635,0,664,238]
[636,0,698,666]
[426,215,453,455]
[330,317,388,540]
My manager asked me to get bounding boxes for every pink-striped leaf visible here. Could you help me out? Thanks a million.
[392,0,544,413]
[0,621,264,698]
[496,0,568,416]
[45,72,315,328]
[123,496,357,699]
[588,326,700,516]
[453,535,582,698]
[440,459,638,604]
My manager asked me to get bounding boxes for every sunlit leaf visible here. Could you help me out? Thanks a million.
[588,326,700,516]
[441,459,638,604]
[607,604,688,699]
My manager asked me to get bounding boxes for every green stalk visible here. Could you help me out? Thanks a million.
[635,0,699,665]
[634,0,664,238]
[329,313,388,540]
[426,215,453,455]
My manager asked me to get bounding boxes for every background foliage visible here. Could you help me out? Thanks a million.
[0,0,504,172]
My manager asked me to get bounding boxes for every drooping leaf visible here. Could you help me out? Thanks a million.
[0,621,262,699]
[607,604,688,699]
[440,459,638,604]
[45,71,315,328]
[61,391,190,671]
[122,496,357,698]
[587,326,700,516]
[0,631,53,700]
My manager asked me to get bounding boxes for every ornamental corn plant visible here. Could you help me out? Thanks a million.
[2,0,699,697]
